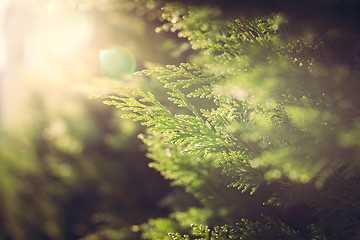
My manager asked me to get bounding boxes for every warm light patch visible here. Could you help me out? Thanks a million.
[38,8,92,56]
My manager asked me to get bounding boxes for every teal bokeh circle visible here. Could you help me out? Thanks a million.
[100,47,137,82]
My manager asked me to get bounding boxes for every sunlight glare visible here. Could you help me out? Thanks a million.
[40,8,92,56]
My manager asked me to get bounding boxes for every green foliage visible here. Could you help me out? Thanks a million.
[140,208,212,240]
[100,1,360,240]
[168,219,309,240]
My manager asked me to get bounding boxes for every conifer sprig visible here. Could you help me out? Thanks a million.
[100,2,360,239]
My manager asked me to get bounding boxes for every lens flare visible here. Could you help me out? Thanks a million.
[51,9,91,49]
[56,10,90,46]
[34,8,93,57]
[99,47,136,82]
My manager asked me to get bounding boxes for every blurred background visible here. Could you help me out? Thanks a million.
[0,0,193,239]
